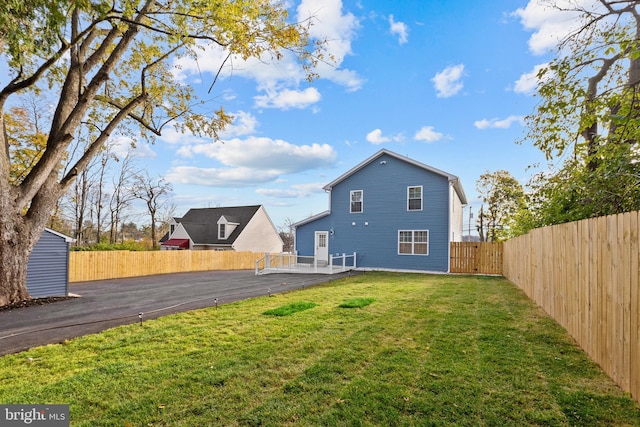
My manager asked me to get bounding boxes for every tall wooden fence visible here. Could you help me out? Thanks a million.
[503,211,640,402]
[449,242,503,274]
[69,250,264,282]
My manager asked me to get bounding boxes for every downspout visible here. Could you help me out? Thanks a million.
[292,225,297,256]
[447,182,452,273]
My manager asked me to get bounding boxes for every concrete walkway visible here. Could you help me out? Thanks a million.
[0,270,356,356]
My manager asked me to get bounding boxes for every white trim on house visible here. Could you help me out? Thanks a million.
[397,230,429,256]
[350,189,363,213]
[217,215,239,240]
[292,210,330,228]
[407,185,423,211]
[44,228,75,243]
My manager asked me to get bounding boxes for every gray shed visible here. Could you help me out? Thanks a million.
[26,228,74,298]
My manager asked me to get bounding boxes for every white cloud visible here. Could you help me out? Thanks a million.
[365,129,404,145]
[254,87,321,110]
[513,0,605,55]
[166,166,283,187]
[219,111,259,138]
[432,64,465,98]
[514,63,549,94]
[166,137,337,187]
[159,111,258,145]
[297,0,364,92]
[256,183,325,198]
[298,0,359,66]
[414,126,443,142]
[172,0,363,110]
[205,137,336,171]
[474,115,524,129]
[366,129,390,144]
[109,135,156,159]
[389,15,409,45]
[158,125,207,145]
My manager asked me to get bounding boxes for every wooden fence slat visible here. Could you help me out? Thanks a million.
[449,242,503,274]
[503,209,640,404]
[69,250,265,282]
[630,211,640,402]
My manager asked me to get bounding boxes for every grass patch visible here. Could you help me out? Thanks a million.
[1,272,639,426]
[262,301,317,316]
[338,297,375,308]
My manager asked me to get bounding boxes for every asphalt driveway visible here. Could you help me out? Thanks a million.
[0,270,356,356]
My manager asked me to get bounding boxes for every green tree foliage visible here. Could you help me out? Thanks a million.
[476,170,525,241]
[0,0,324,305]
[520,1,640,229]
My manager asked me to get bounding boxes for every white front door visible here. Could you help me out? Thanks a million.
[314,231,329,264]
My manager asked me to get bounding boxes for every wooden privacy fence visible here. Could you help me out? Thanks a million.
[69,250,265,282]
[503,211,640,403]
[449,242,503,274]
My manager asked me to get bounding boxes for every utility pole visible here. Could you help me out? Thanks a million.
[478,205,485,242]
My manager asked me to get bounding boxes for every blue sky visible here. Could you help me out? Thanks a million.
[113,0,576,233]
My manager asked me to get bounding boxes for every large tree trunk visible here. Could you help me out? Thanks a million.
[150,214,157,250]
[0,217,40,306]
[0,165,63,305]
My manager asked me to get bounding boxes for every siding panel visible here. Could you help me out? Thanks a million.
[26,230,70,298]
[296,152,452,272]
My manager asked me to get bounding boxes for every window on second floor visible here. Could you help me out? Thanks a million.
[350,190,363,213]
[218,223,226,240]
[408,186,423,211]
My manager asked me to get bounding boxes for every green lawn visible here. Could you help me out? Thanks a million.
[1,272,639,426]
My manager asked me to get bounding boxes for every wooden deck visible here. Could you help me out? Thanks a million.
[256,253,357,275]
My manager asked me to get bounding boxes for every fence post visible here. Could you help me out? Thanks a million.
[329,254,333,273]
[353,252,357,268]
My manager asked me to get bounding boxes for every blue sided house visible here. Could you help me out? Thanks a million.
[294,149,467,273]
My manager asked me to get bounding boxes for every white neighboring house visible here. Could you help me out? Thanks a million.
[160,205,283,253]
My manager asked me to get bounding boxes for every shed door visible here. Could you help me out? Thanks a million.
[314,231,329,264]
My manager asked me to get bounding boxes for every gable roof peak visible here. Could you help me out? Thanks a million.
[322,149,467,204]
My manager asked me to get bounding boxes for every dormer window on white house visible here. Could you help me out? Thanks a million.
[217,215,239,240]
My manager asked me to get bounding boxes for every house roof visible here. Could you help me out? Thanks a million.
[176,205,261,245]
[44,228,75,243]
[293,210,330,228]
[323,149,467,205]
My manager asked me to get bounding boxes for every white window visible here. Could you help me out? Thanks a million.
[398,230,429,255]
[350,190,363,213]
[408,186,423,211]
[218,223,226,239]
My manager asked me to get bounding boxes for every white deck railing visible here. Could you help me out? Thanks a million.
[255,252,357,275]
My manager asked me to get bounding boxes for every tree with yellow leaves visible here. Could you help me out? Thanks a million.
[0,0,324,305]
